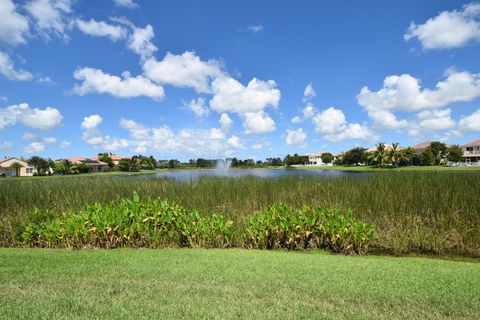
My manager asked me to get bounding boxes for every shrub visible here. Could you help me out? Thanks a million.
[244,204,376,254]
[18,193,234,249]
[15,194,376,254]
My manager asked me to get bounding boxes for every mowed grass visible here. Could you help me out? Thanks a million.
[295,165,480,172]
[1,171,480,256]
[0,248,478,320]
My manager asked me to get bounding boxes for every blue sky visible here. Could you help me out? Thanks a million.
[1,0,480,160]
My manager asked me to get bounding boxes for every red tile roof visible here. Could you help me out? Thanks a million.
[91,155,130,161]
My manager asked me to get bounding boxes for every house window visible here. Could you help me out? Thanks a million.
[26,167,33,174]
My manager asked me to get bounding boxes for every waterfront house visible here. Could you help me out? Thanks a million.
[306,152,334,166]
[461,140,480,165]
[68,157,109,173]
[91,155,130,166]
[0,157,37,177]
[411,141,432,153]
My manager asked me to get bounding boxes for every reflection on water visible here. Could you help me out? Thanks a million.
[135,168,368,181]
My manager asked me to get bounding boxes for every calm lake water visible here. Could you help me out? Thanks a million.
[138,168,367,181]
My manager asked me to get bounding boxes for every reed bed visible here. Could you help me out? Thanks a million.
[1,171,479,256]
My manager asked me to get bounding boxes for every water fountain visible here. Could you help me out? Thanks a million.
[214,158,232,175]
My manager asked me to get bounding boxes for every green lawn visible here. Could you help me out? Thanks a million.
[2,169,165,180]
[0,249,478,319]
[294,165,480,172]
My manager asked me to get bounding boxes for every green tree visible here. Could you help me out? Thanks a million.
[9,162,23,176]
[320,153,334,164]
[27,156,49,175]
[284,154,309,166]
[420,149,434,166]
[429,141,448,165]
[98,153,114,168]
[54,159,72,175]
[447,145,463,163]
[400,147,417,166]
[265,157,283,166]
[389,143,407,167]
[343,148,367,166]
[168,159,180,169]
[369,143,389,167]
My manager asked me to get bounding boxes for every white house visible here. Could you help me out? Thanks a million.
[306,152,333,166]
[461,140,480,165]
[0,157,37,177]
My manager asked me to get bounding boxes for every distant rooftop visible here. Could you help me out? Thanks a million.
[461,139,480,147]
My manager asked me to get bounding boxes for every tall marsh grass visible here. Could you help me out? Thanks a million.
[1,171,479,256]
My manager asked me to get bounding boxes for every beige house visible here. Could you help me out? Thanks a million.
[0,157,37,177]
[461,140,480,165]
[91,155,130,166]
[68,157,109,173]
[411,141,432,152]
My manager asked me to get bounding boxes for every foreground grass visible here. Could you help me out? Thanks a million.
[0,249,478,320]
[1,172,479,256]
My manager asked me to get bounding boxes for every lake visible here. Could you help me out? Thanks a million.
[139,168,367,181]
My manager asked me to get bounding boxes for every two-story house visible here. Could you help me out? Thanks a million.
[461,140,480,165]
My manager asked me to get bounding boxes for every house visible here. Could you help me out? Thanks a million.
[91,155,130,165]
[411,141,432,152]
[68,157,109,173]
[0,157,37,177]
[461,140,480,165]
[306,152,333,166]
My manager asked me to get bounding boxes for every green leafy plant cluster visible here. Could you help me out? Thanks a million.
[16,194,375,254]
[244,204,376,254]
[19,192,234,249]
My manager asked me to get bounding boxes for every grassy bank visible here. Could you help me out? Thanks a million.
[0,248,478,319]
[1,172,479,256]
[293,165,480,172]
[1,169,165,181]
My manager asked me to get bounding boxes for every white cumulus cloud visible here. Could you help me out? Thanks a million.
[0,0,30,46]
[22,132,57,154]
[73,67,165,101]
[120,118,244,157]
[81,114,129,151]
[210,77,281,114]
[356,70,480,129]
[312,107,378,142]
[0,103,62,130]
[241,111,276,135]
[458,108,480,132]
[285,128,307,147]
[127,24,157,59]
[24,0,73,41]
[143,51,224,93]
[405,2,480,50]
[184,97,209,117]
[0,52,33,81]
[219,113,233,132]
[114,0,138,9]
[75,18,127,41]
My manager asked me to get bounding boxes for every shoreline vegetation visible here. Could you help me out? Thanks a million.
[3,164,480,180]
[1,172,479,258]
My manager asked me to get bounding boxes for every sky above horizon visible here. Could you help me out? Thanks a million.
[1,0,480,161]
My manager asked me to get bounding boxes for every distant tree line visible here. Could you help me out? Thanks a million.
[334,142,464,167]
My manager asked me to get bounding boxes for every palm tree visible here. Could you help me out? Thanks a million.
[389,143,403,167]
[9,162,24,177]
[369,143,389,167]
